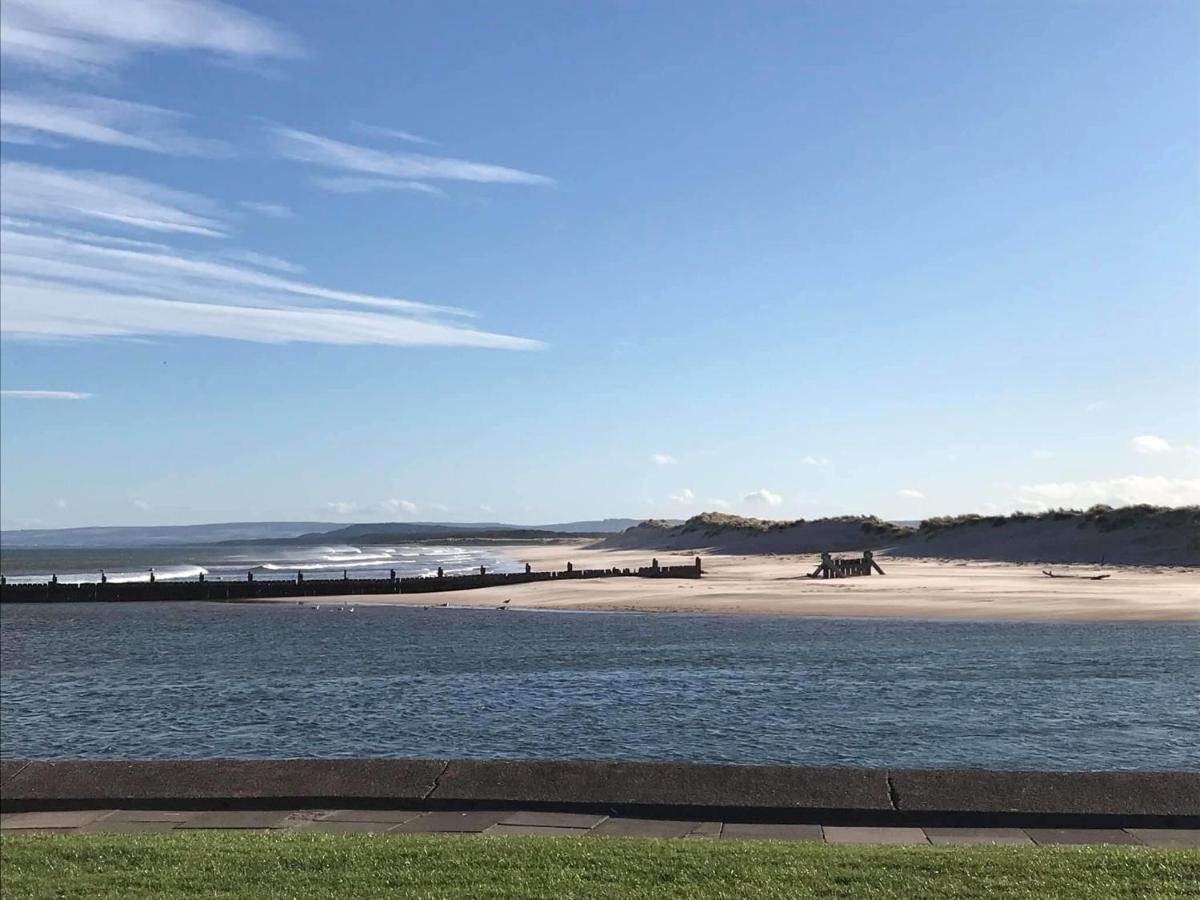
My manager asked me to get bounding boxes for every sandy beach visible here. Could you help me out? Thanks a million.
[275,543,1200,622]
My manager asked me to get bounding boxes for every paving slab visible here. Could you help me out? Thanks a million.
[101,810,193,823]
[0,810,115,830]
[391,811,511,834]
[176,811,292,830]
[501,811,608,829]
[824,826,928,845]
[686,822,723,839]
[320,809,424,824]
[589,818,700,838]
[432,760,889,814]
[1125,829,1200,849]
[890,769,1200,820]
[2,759,448,810]
[485,824,591,836]
[720,823,823,842]
[923,827,1033,846]
[1025,828,1143,846]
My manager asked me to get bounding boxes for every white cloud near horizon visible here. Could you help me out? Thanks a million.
[0,0,301,76]
[1132,435,1172,454]
[325,499,422,517]
[707,498,731,509]
[352,122,437,146]
[0,91,229,156]
[1017,476,1200,510]
[897,488,925,500]
[0,164,545,349]
[0,390,93,400]
[670,488,695,503]
[651,453,677,466]
[272,127,554,187]
[744,488,782,506]
[800,456,829,466]
[239,201,293,219]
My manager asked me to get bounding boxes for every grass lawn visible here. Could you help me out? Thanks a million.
[1,833,1197,899]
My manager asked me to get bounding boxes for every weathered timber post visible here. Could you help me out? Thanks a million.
[695,556,702,575]
[864,549,885,575]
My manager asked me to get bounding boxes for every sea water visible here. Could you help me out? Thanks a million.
[0,543,522,584]
[2,601,1196,770]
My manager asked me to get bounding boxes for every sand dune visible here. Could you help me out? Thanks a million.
[598,508,1200,567]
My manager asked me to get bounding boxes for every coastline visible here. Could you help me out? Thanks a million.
[255,542,1200,622]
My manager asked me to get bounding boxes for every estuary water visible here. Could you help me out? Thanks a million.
[2,602,1197,770]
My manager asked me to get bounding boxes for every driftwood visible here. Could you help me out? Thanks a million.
[1042,570,1111,581]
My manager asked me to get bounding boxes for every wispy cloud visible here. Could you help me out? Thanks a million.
[311,177,443,196]
[219,250,304,274]
[897,488,925,500]
[1132,435,1172,455]
[744,488,782,506]
[670,488,695,503]
[1,390,93,400]
[0,91,229,155]
[800,456,829,466]
[272,127,554,186]
[132,499,151,511]
[2,162,227,237]
[1031,449,1056,460]
[0,165,544,350]
[1085,400,1106,412]
[352,122,437,146]
[1017,476,1200,510]
[651,453,677,466]
[0,0,301,76]
[707,497,731,509]
[239,201,293,219]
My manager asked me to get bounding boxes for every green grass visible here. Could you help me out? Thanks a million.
[2,833,1198,899]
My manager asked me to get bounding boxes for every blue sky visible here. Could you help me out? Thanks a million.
[1,0,1197,529]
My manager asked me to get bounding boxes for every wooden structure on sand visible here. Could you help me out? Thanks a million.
[807,550,885,579]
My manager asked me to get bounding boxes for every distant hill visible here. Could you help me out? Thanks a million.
[598,506,1200,567]
[0,518,648,549]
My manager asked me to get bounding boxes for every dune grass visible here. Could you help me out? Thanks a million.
[2,832,1198,899]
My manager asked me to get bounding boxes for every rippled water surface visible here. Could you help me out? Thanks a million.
[2,602,1197,770]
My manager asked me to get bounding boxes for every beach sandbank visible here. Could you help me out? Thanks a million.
[264,543,1200,622]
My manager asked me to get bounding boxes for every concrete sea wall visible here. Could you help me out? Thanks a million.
[2,759,1197,828]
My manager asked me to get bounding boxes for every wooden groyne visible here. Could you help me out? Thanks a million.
[0,557,703,604]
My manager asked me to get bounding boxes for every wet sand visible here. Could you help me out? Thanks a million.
[268,543,1200,622]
